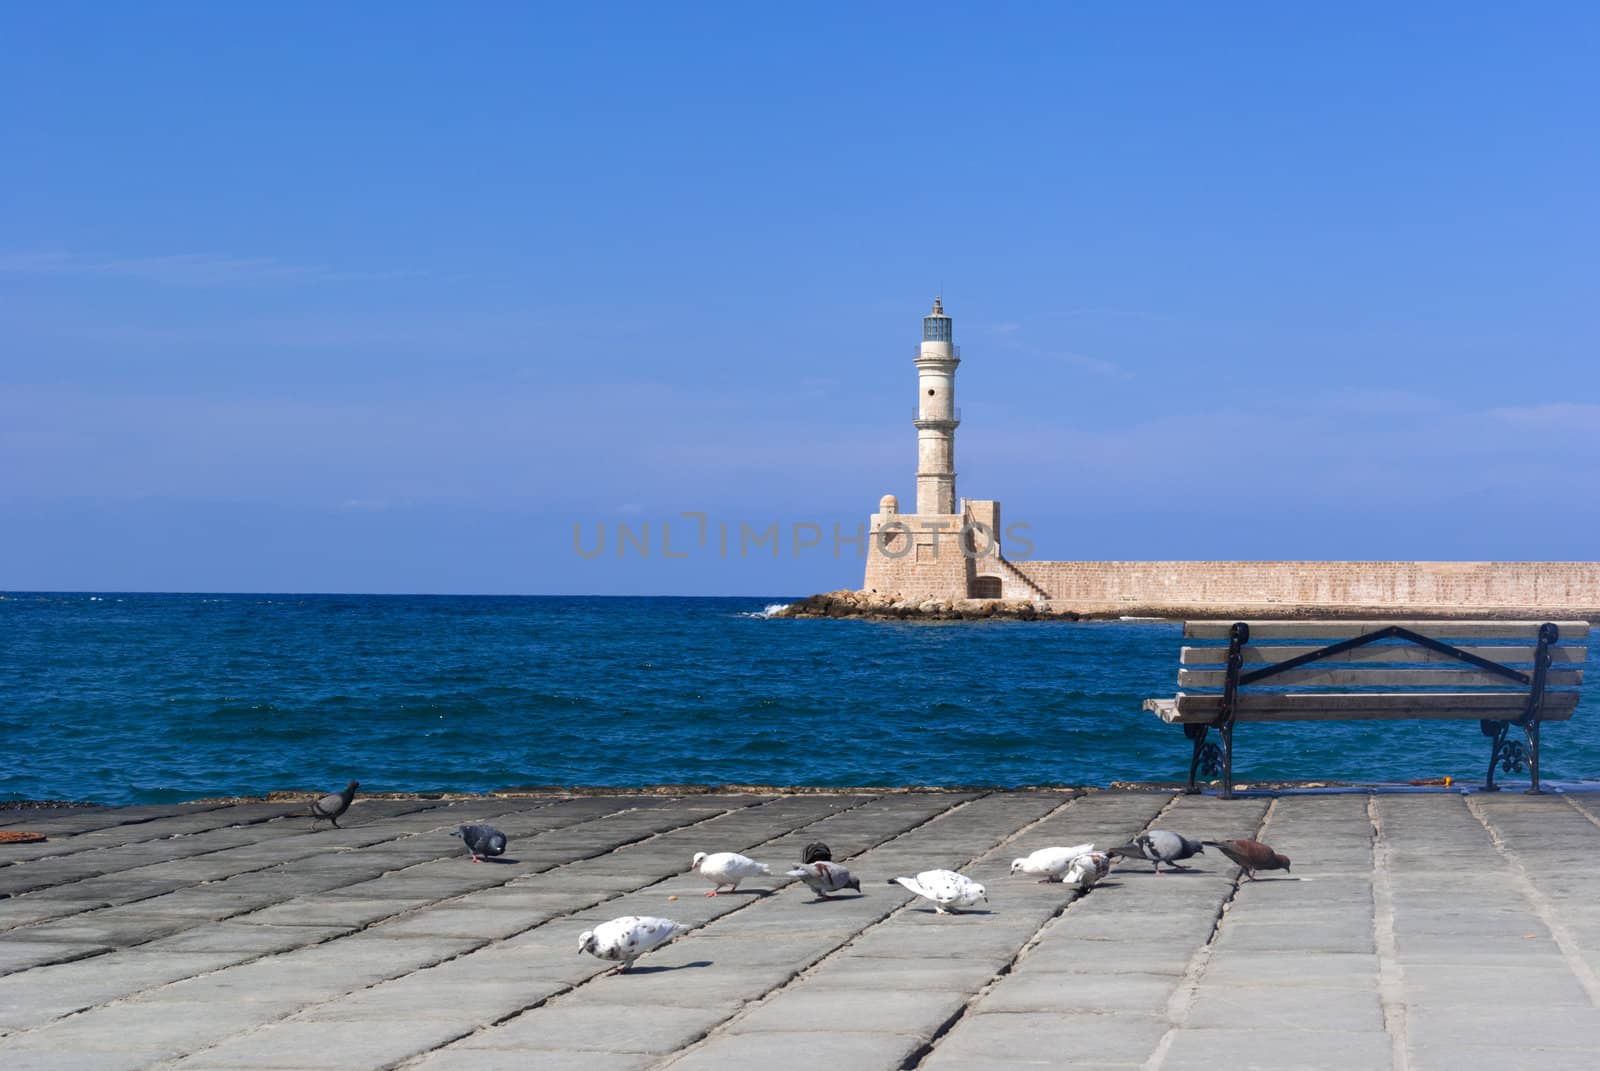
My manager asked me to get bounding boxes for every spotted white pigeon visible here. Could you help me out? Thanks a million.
[1009,843,1096,883]
[578,916,686,972]
[691,851,770,896]
[889,869,987,914]
[786,860,862,899]
[1064,850,1114,889]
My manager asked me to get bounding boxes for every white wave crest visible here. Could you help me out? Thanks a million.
[739,603,792,619]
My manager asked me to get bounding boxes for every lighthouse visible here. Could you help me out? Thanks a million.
[863,298,1003,601]
[914,297,960,515]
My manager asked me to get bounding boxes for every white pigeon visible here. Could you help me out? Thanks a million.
[691,851,770,896]
[1009,843,1097,883]
[577,916,686,972]
[1064,851,1114,890]
[786,860,862,900]
[889,869,987,914]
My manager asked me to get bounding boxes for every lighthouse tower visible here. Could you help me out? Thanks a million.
[914,297,960,514]
[863,299,1001,601]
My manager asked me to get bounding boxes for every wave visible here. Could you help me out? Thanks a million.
[738,603,792,619]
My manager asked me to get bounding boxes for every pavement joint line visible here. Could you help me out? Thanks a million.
[902,791,1181,1070]
[645,791,1093,1071]
[1369,792,1411,1071]
[1561,793,1600,832]
[9,795,775,1045]
[1464,794,1600,1009]
[161,792,900,1071]
[1141,794,1278,1071]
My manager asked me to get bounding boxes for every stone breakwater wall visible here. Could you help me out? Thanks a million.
[999,560,1600,614]
[784,558,1600,621]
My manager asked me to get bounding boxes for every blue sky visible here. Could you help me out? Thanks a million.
[3,3,1597,595]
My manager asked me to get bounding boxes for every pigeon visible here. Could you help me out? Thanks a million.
[690,851,770,896]
[786,860,862,900]
[309,781,359,828]
[889,869,987,914]
[451,824,508,862]
[1010,843,1097,883]
[1204,838,1292,880]
[578,916,687,972]
[1064,851,1114,890]
[1109,830,1205,874]
[802,841,833,864]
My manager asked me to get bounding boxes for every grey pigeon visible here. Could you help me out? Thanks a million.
[1109,830,1204,874]
[309,781,358,828]
[786,860,861,900]
[452,824,508,861]
[802,841,833,864]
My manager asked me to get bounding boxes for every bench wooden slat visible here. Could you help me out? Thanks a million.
[1148,690,1581,724]
[1183,620,1591,641]
[1178,667,1584,689]
[1179,644,1589,666]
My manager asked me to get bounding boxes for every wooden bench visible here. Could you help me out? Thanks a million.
[1145,620,1589,799]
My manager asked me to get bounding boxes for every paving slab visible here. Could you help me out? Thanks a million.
[1158,1027,1395,1070]
[660,1029,927,1071]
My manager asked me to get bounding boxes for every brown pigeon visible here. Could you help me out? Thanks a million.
[1203,838,1290,880]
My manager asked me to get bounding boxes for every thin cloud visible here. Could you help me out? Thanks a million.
[1051,350,1131,379]
[1490,402,1600,432]
[0,250,400,287]
[982,330,1131,379]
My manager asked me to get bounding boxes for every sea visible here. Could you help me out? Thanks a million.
[3,593,1596,807]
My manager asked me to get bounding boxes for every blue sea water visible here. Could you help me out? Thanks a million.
[2,593,1596,807]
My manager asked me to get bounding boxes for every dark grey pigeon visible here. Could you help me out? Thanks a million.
[786,860,861,900]
[453,824,508,862]
[1109,830,1204,874]
[309,781,359,828]
[802,841,832,864]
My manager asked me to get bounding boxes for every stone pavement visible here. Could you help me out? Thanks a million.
[4,788,1600,1070]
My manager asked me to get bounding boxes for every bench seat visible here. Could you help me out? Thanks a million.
[1149,691,1581,724]
[1146,619,1589,797]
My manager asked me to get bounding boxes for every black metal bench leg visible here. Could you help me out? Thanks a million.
[1220,723,1235,800]
[1185,723,1229,795]
[1483,718,1536,793]
[1525,719,1543,795]
[1185,724,1208,794]
[1482,719,1508,792]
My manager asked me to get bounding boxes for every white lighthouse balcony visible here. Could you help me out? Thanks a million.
[913,344,960,360]
[913,406,961,423]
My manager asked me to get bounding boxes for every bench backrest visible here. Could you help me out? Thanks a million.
[1170,620,1589,723]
